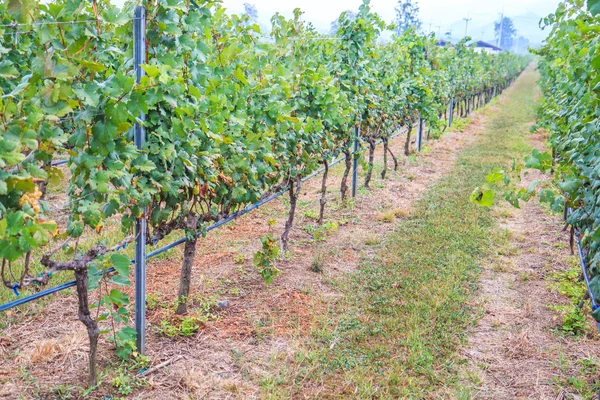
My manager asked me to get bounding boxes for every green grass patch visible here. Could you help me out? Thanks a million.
[262,70,540,398]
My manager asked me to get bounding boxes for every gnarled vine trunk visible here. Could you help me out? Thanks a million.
[388,145,399,171]
[176,215,199,315]
[74,267,99,388]
[381,138,389,179]
[176,237,198,315]
[340,148,352,201]
[364,138,376,188]
[318,160,329,225]
[282,177,301,251]
[404,125,413,156]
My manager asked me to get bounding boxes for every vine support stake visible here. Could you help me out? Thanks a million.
[351,125,359,198]
[417,117,424,152]
[133,5,147,355]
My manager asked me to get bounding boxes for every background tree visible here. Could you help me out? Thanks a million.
[243,3,258,24]
[514,35,530,54]
[394,0,422,36]
[494,16,517,50]
[330,10,355,35]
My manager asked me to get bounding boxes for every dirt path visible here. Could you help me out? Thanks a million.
[461,119,600,398]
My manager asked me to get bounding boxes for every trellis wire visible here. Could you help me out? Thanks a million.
[0,125,411,314]
[0,97,486,314]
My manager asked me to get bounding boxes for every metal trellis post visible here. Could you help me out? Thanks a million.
[417,117,424,152]
[133,6,147,355]
[448,97,454,128]
[351,125,359,198]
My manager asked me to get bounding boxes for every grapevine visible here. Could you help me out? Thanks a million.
[530,0,600,321]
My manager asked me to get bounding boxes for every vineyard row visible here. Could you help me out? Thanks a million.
[0,0,528,386]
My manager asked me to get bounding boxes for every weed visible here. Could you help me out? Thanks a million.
[548,266,586,301]
[314,222,339,241]
[364,235,381,246]
[112,372,133,395]
[157,320,179,338]
[377,208,406,223]
[549,305,587,336]
[451,117,472,132]
[146,294,162,311]
[234,253,246,264]
[311,252,325,273]
[52,384,77,400]
[253,235,280,284]
[378,211,396,223]
[180,317,201,337]
[157,316,203,338]
[303,209,319,220]
[546,263,591,335]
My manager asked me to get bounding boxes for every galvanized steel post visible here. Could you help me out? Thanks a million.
[448,97,454,127]
[417,117,424,152]
[133,5,147,355]
[351,125,359,198]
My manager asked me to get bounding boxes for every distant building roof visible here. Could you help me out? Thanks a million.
[472,41,503,52]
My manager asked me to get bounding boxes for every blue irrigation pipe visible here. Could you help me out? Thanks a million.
[0,76,513,314]
[575,232,600,332]
[567,207,600,331]
[51,160,69,167]
[1,69,522,314]
[0,126,412,313]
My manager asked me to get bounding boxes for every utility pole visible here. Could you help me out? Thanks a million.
[446,25,454,40]
[463,17,472,38]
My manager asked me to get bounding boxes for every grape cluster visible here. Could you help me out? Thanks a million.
[18,186,43,215]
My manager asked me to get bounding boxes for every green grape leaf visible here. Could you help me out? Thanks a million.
[110,254,131,277]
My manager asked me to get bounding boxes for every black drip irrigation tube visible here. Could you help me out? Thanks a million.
[1,126,413,313]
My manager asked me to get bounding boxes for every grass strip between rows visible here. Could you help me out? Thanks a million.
[264,68,539,399]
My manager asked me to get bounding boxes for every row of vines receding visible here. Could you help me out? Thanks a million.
[533,0,600,321]
[0,0,528,387]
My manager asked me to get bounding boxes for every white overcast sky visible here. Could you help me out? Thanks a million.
[112,0,561,42]
[221,0,561,41]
